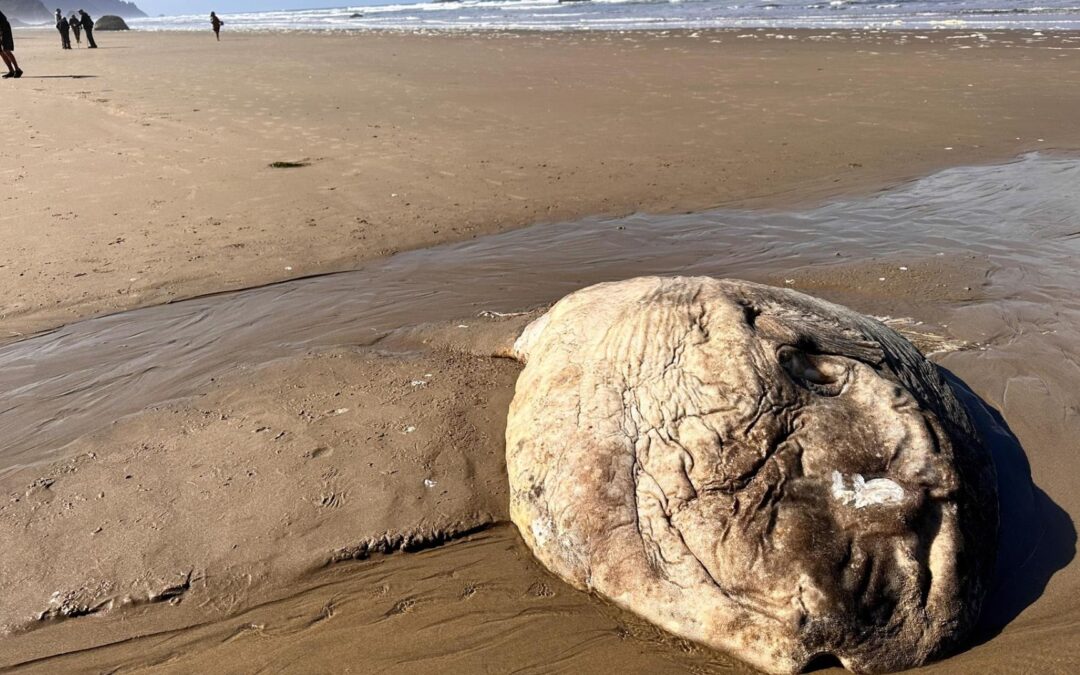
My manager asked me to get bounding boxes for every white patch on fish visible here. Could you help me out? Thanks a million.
[831,471,905,508]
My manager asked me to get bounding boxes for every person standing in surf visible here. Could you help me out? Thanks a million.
[0,11,22,79]
[211,12,223,41]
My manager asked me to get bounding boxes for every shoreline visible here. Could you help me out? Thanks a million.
[18,25,1080,32]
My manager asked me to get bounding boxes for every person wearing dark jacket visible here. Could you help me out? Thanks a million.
[56,10,72,49]
[0,11,22,79]
[79,10,97,49]
[70,13,82,45]
[210,12,223,41]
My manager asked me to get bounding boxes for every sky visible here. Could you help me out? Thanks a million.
[137,1,387,16]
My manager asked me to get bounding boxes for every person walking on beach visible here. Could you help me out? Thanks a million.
[79,10,98,49]
[0,11,23,79]
[210,12,224,41]
[56,10,72,50]
[70,13,82,46]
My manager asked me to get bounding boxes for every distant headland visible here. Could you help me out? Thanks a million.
[0,0,145,24]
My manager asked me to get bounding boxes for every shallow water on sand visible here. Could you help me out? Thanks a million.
[2,152,1078,474]
[2,153,1079,672]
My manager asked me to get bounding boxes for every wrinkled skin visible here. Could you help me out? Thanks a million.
[506,277,997,674]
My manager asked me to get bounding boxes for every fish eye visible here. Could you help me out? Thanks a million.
[778,346,849,397]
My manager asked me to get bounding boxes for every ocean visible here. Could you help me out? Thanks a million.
[131,1,1080,32]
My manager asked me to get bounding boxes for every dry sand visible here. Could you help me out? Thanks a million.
[3,28,1080,339]
[2,26,1080,675]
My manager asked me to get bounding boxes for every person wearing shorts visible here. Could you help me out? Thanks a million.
[0,11,23,79]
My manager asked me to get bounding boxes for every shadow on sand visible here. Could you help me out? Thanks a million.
[24,75,98,79]
[943,369,1076,645]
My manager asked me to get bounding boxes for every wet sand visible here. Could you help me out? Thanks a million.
[3,28,1080,339]
[3,154,1080,672]
[2,26,1080,675]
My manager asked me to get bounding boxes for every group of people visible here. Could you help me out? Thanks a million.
[54,9,99,50]
[0,8,225,80]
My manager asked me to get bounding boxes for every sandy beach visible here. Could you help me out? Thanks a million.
[2,25,1080,675]
[3,29,1080,339]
